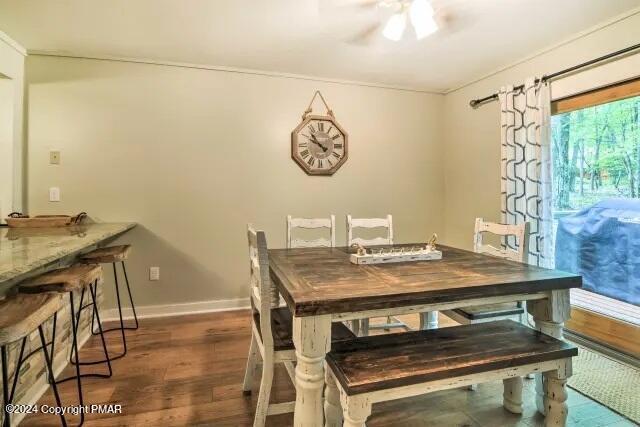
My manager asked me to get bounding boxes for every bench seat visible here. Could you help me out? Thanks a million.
[327,320,575,396]
[325,320,577,427]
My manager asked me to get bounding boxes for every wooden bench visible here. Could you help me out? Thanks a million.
[325,320,577,427]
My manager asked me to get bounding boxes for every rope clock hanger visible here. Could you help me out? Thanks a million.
[291,91,349,176]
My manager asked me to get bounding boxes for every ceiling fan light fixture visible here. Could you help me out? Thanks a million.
[382,11,407,41]
[410,0,438,39]
[412,12,438,39]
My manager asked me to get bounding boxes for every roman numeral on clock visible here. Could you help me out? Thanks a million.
[318,122,324,132]
[334,143,343,149]
[307,156,316,167]
[332,152,341,159]
[300,149,310,158]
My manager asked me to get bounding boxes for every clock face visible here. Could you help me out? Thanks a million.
[291,115,348,175]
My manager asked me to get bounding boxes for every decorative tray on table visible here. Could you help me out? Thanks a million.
[350,234,442,265]
[5,212,87,228]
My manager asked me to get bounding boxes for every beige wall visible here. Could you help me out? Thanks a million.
[442,12,640,250]
[0,31,25,217]
[26,55,444,309]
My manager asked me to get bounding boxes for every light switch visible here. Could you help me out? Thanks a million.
[149,266,160,281]
[49,187,61,202]
[50,150,61,165]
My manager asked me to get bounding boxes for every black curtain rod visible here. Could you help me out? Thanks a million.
[468,42,640,108]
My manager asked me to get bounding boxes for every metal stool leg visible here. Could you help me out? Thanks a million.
[2,338,26,427]
[55,293,85,427]
[38,325,67,427]
[87,282,113,376]
[2,346,10,427]
[8,339,26,408]
[121,262,139,330]
[90,264,129,360]
[48,313,57,384]
[67,282,113,375]
[93,261,138,335]
[113,263,127,356]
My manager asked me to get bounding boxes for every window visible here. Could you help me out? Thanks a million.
[551,78,640,213]
[550,78,640,354]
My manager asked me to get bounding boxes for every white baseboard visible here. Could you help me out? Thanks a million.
[101,298,250,322]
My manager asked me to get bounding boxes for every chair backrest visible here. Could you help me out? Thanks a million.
[287,215,336,248]
[247,225,279,349]
[473,218,529,262]
[347,214,394,246]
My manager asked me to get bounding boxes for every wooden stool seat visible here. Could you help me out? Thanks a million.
[80,245,131,264]
[253,307,355,351]
[449,302,525,322]
[0,293,63,345]
[18,264,102,294]
[327,320,576,396]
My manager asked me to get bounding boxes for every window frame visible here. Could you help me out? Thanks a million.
[551,76,640,115]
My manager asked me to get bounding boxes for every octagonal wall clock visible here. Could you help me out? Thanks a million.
[291,91,348,176]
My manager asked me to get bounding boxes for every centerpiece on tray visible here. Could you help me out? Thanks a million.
[350,233,442,265]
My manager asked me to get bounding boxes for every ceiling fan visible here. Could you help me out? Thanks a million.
[322,0,439,44]
[379,0,438,41]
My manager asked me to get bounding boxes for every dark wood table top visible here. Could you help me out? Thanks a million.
[268,244,582,317]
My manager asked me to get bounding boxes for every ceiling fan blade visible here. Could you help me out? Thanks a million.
[346,22,383,45]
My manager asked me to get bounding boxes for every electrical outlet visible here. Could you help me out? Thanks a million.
[49,187,61,202]
[149,266,160,281]
[50,150,61,165]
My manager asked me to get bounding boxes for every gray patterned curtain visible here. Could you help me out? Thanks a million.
[499,77,554,268]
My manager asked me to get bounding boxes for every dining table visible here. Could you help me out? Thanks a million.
[268,243,582,427]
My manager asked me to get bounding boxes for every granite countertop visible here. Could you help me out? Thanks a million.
[0,222,136,284]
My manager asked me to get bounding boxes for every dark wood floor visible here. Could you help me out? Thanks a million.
[24,310,635,426]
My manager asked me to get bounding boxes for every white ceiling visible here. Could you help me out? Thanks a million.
[1,0,639,92]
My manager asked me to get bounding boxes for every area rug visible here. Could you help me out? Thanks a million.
[567,345,640,423]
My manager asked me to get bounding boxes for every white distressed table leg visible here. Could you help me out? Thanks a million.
[340,392,371,427]
[293,314,332,427]
[528,290,570,416]
[544,360,571,427]
[503,376,523,413]
[324,367,343,427]
[419,311,438,330]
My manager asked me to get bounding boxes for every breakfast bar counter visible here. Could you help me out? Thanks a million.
[0,222,136,292]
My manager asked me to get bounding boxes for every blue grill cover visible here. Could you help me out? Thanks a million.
[555,198,640,306]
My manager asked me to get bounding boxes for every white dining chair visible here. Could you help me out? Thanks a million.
[347,214,393,247]
[441,217,531,390]
[346,214,410,336]
[442,218,530,325]
[242,225,355,426]
[287,215,336,248]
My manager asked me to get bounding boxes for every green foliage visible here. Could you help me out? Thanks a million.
[551,94,640,211]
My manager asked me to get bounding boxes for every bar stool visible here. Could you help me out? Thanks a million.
[0,292,67,427]
[19,264,111,427]
[79,245,138,361]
